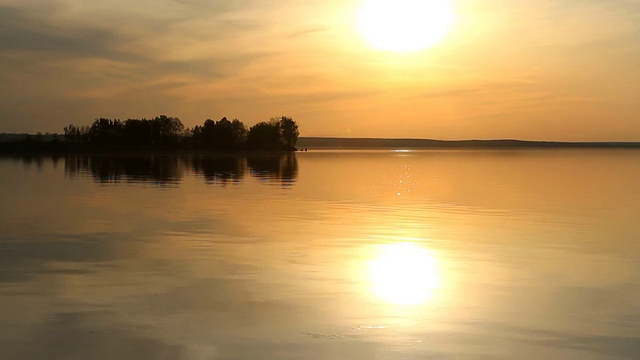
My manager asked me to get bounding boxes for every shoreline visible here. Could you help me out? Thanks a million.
[0,147,298,156]
[296,137,640,149]
[3,137,640,155]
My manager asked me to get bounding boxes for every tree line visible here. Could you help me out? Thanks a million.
[61,115,299,151]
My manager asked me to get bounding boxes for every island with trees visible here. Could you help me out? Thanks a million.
[0,115,300,153]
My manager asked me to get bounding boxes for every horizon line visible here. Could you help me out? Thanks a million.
[298,137,640,144]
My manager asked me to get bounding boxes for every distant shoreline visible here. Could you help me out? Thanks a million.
[296,137,640,149]
[3,134,640,154]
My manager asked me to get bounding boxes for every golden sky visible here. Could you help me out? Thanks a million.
[1,0,639,140]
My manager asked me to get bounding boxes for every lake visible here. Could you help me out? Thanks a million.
[1,150,640,359]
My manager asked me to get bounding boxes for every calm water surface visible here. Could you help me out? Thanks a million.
[1,150,640,359]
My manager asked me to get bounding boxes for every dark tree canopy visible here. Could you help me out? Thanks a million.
[63,115,186,149]
[192,117,248,150]
[247,121,282,150]
[154,115,185,144]
[54,115,299,152]
[275,116,300,147]
[246,117,300,150]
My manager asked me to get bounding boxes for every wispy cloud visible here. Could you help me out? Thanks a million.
[0,1,278,130]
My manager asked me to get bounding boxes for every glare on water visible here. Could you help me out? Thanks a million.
[368,243,440,305]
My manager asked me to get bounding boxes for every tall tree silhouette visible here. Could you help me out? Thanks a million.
[247,116,299,150]
[274,116,299,147]
[247,121,281,150]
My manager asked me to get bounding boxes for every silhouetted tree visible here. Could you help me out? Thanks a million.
[247,121,281,150]
[231,119,248,144]
[194,118,217,148]
[63,124,78,143]
[192,117,248,150]
[273,116,299,147]
[64,124,90,144]
[123,119,153,146]
[153,115,185,145]
[246,116,299,150]
[88,118,124,146]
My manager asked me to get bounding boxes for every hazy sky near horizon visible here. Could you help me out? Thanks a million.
[1,0,639,140]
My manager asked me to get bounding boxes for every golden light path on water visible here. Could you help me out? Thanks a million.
[368,243,441,305]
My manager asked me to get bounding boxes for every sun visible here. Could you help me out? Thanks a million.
[357,0,453,52]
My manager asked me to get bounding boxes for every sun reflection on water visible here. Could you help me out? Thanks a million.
[368,243,440,305]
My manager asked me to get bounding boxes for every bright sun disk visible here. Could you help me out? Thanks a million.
[357,0,453,52]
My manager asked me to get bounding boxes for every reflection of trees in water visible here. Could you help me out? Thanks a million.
[65,155,183,185]
[61,154,297,186]
[189,156,245,185]
[247,154,298,186]
[8,154,62,172]
[64,155,90,179]
[16,154,60,170]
